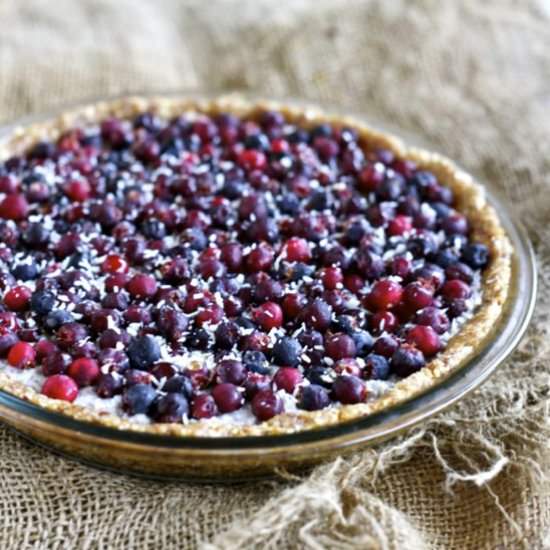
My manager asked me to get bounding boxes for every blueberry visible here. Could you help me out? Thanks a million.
[409,170,437,189]
[345,220,368,244]
[68,252,89,269]
[310,124,332,139]
[391,346,426,377]
[299,384,331,410]
[243,133,269,151]
[154,392,189,423]
[182,228,207,251]
[376,175,405,201]
[332,315,355,334]
[186,328,211,350]
[141,219,166,240]
[363,354,390,380]
[12,262,39,281]
[214,321,240,349]
[122,383,157,415]
[407,233,438,257]
[277,193,300,215]
[221,180,245,200]
[305,366,333,388]
[30,290,55,316]
[243,350,271,374]
[23,223,50,247]
[462,243,489,269]
[307,190,332,211]
[272,336,302,367]
[162,374,193,399]
[44,310,74,330]
[430,202,453,218]
[433,249,459,268]
[351,331,374,356]
[289,262,315,282]
[127,335,161,369]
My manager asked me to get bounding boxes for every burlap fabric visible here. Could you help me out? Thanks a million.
[0,1,549,548]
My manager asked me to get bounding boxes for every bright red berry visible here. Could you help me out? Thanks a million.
[4,286,32,311]
[65,179,91,202]
[320,267,343,289]
[441,279,471,301]
[67,357,100,387]
[238,149,267,171]
[388,215,413,236]
[251,389,284,421]
[0,193,29,220]
[325,333,357,360]
[101,254,129,274]
[358,164,384,192]
[367,279,403,311]
[7,341,36,368]
[406,325,441,356]
[253,302,283,330]
[282,293,307,318]
[403,281,434,311]
[42,374,79,402]
[284,237,311,262]
[273,367,303,394]
[370,310,399,334]
[127,274,158,298]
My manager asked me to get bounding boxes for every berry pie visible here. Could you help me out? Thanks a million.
[0,97,512,436]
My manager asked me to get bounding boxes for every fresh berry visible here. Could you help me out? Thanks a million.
[406,325,441,356]
[273,367,303,393]
[211,383,244,413]
[7,341,36,368]
[253,302,283,330]
[367,279,403,310]
[363,354,390,380]
[122,383,157,415]
[391,345,426,376]
[441,279,471,301]
[4,286,32,311]
[251,389,284,421]
[127,335,161,369]
[272,337,302,367]
[325,333,356,360]
[42,374,79,402]
[299,384,331,411]
[192,393,219,419]
[332,375,366,404]
[67,357,100,387]
[154,393,189,423]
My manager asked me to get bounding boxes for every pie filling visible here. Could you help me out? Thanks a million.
[0,107,489,426]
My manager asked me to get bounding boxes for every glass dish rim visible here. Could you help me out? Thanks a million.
[0,92,537,452]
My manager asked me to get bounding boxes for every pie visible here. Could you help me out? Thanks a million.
[0,96,512,437]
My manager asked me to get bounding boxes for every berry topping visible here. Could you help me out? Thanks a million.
[0,106,490,425]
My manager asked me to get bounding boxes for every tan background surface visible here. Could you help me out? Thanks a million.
[0,1,549,548]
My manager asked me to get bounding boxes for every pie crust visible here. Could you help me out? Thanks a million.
[0,96,513,437]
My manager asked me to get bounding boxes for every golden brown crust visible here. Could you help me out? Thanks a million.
[0,95,513,437]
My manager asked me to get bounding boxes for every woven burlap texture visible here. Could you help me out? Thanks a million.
[0,1,549,548]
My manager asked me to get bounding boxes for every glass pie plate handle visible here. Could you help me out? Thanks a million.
[0,93,537,481]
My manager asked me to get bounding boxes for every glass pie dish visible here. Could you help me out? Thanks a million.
[0,94,536,480]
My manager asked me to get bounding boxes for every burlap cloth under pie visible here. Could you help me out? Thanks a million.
[0,1,549,548]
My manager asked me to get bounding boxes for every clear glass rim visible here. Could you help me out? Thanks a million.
[0,92,537,452]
